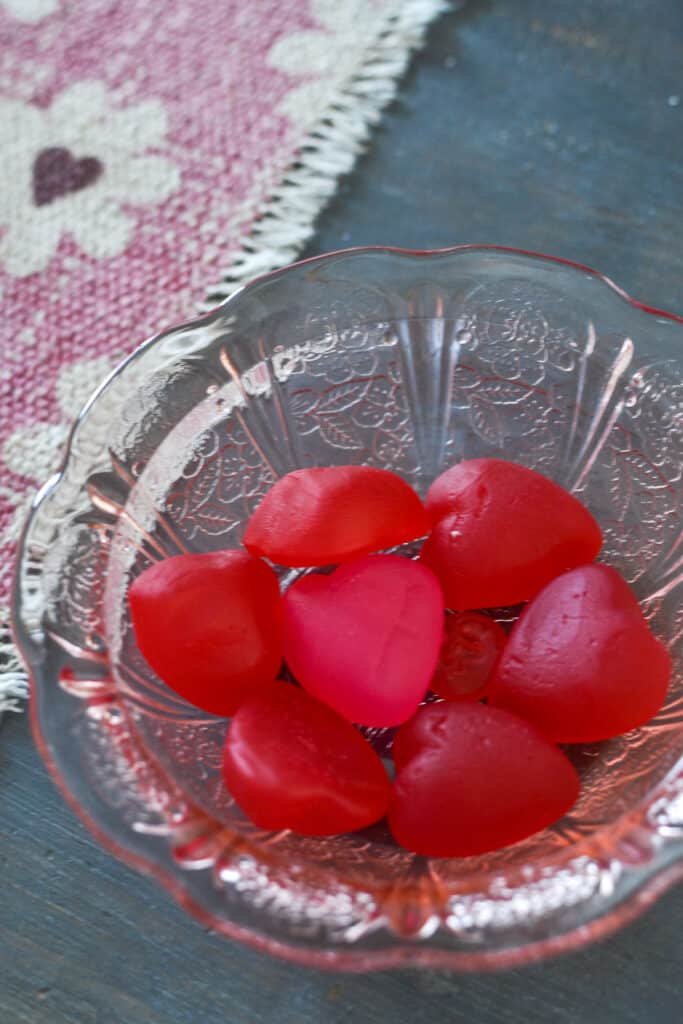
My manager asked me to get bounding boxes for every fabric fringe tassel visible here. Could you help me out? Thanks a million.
[202,0,452,302]
[0,612,28,712]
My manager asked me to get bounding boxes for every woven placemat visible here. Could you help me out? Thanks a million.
[0,0,451,710]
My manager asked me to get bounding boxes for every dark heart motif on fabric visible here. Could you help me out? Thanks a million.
[32,147,103,207]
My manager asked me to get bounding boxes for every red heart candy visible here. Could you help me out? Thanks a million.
[129,550,282,716]
[488,563,671,742]
[283,554,444,726]
[421,459,602,608]
[389,702,580,857]
[430,611,508,702]
[244,465,429,567]
[223,681,391,835]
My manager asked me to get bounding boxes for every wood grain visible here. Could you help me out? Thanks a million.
[4,1,683,1021]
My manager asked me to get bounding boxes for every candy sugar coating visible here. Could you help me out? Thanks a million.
[283,554,444,727]
[488,563,671,742]
[430,611,507,702]
[223,682,391,835]
[129,550,282,716]
[389,702,580,857]
[421,458,602,609]
[244,465,429,567]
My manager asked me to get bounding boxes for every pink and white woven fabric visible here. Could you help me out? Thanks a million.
[0,0,447,706]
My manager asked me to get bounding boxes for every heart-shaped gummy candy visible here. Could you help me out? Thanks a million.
[421,458,603,609]
[129,550,282,716]
[244,465,429,567]
[223,682,391,835]
[488,563,671,742]
[429,611,507,702]
[283,554,444,727]
[389,702,580,857]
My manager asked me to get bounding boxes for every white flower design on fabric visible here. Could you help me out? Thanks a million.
[2,355,114,543]
[0,81,181,277]
[1,0,58,23]
[267,0,384,128]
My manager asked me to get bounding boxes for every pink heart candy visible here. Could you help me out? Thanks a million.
[282,554,444,727]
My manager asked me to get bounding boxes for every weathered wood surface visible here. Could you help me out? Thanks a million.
[4,1,683,1020]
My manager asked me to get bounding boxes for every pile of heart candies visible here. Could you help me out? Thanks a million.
[130,459,671,857]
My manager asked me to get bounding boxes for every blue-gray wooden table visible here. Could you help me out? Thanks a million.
[3,1,683,1021]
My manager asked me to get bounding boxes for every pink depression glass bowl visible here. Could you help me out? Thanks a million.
[13,246,683,972]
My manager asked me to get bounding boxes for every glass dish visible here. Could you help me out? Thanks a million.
[12,246,683,971]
